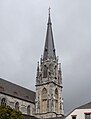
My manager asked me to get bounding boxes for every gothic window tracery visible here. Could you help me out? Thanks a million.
[43,65,47,78]
[54,65,57,78]
[42,88,47,113]
[55,88,58,99]
[49,63,54,75]
[42,88,47,99]
[1,98,6,106]
[55,88,58,112]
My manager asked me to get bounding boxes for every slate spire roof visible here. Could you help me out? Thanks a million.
[43,9,56,61]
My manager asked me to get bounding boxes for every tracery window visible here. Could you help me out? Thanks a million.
[55,88,58,99]
[43,65,47,78]
[42,88,47,99]
[42,88,47,113]
[1,98,6,106]
[55,88,58,112]
[15,102,19,111]
[54,65,57,78]
[49,63,53,75]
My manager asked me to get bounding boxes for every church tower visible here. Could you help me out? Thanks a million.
[35,9,64,118]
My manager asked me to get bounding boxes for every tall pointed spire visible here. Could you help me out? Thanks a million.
[35,9,64,118]
[43,8,56,61]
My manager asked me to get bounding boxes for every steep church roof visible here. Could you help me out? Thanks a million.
[43,9,56,61]
[0,78,35,103]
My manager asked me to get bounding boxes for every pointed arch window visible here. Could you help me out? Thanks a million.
[43,65,47,78]
[1,98,6,106]
[15,102,19,111]
[49,63,53,75]
[42,88,47,113]
[55,88,58,99]
[55,88,58,113]
[42,88,47,99]
[54,65,57,79]
[27,105,30,115]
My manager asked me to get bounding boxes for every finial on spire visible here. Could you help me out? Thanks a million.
[47,7,52,25]
[48,7,51,15]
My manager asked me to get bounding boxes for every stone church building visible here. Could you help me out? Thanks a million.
[0,11,64,119]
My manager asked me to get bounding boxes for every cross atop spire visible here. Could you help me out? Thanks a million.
[48,7,51,15]
[48,7,51,25]
[43,9,56,61]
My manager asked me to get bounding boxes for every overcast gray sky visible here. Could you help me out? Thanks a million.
[0,0,91,115]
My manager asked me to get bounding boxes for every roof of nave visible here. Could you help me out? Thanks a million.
[0,78,35,103]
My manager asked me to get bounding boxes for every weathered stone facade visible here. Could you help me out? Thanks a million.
[35,59,64,118]
[0,93,35,116]
[0,77,35,116]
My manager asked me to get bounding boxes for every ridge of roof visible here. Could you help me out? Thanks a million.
[0,78,35,93]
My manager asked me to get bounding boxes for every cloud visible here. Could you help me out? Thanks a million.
[0,0,91,114]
